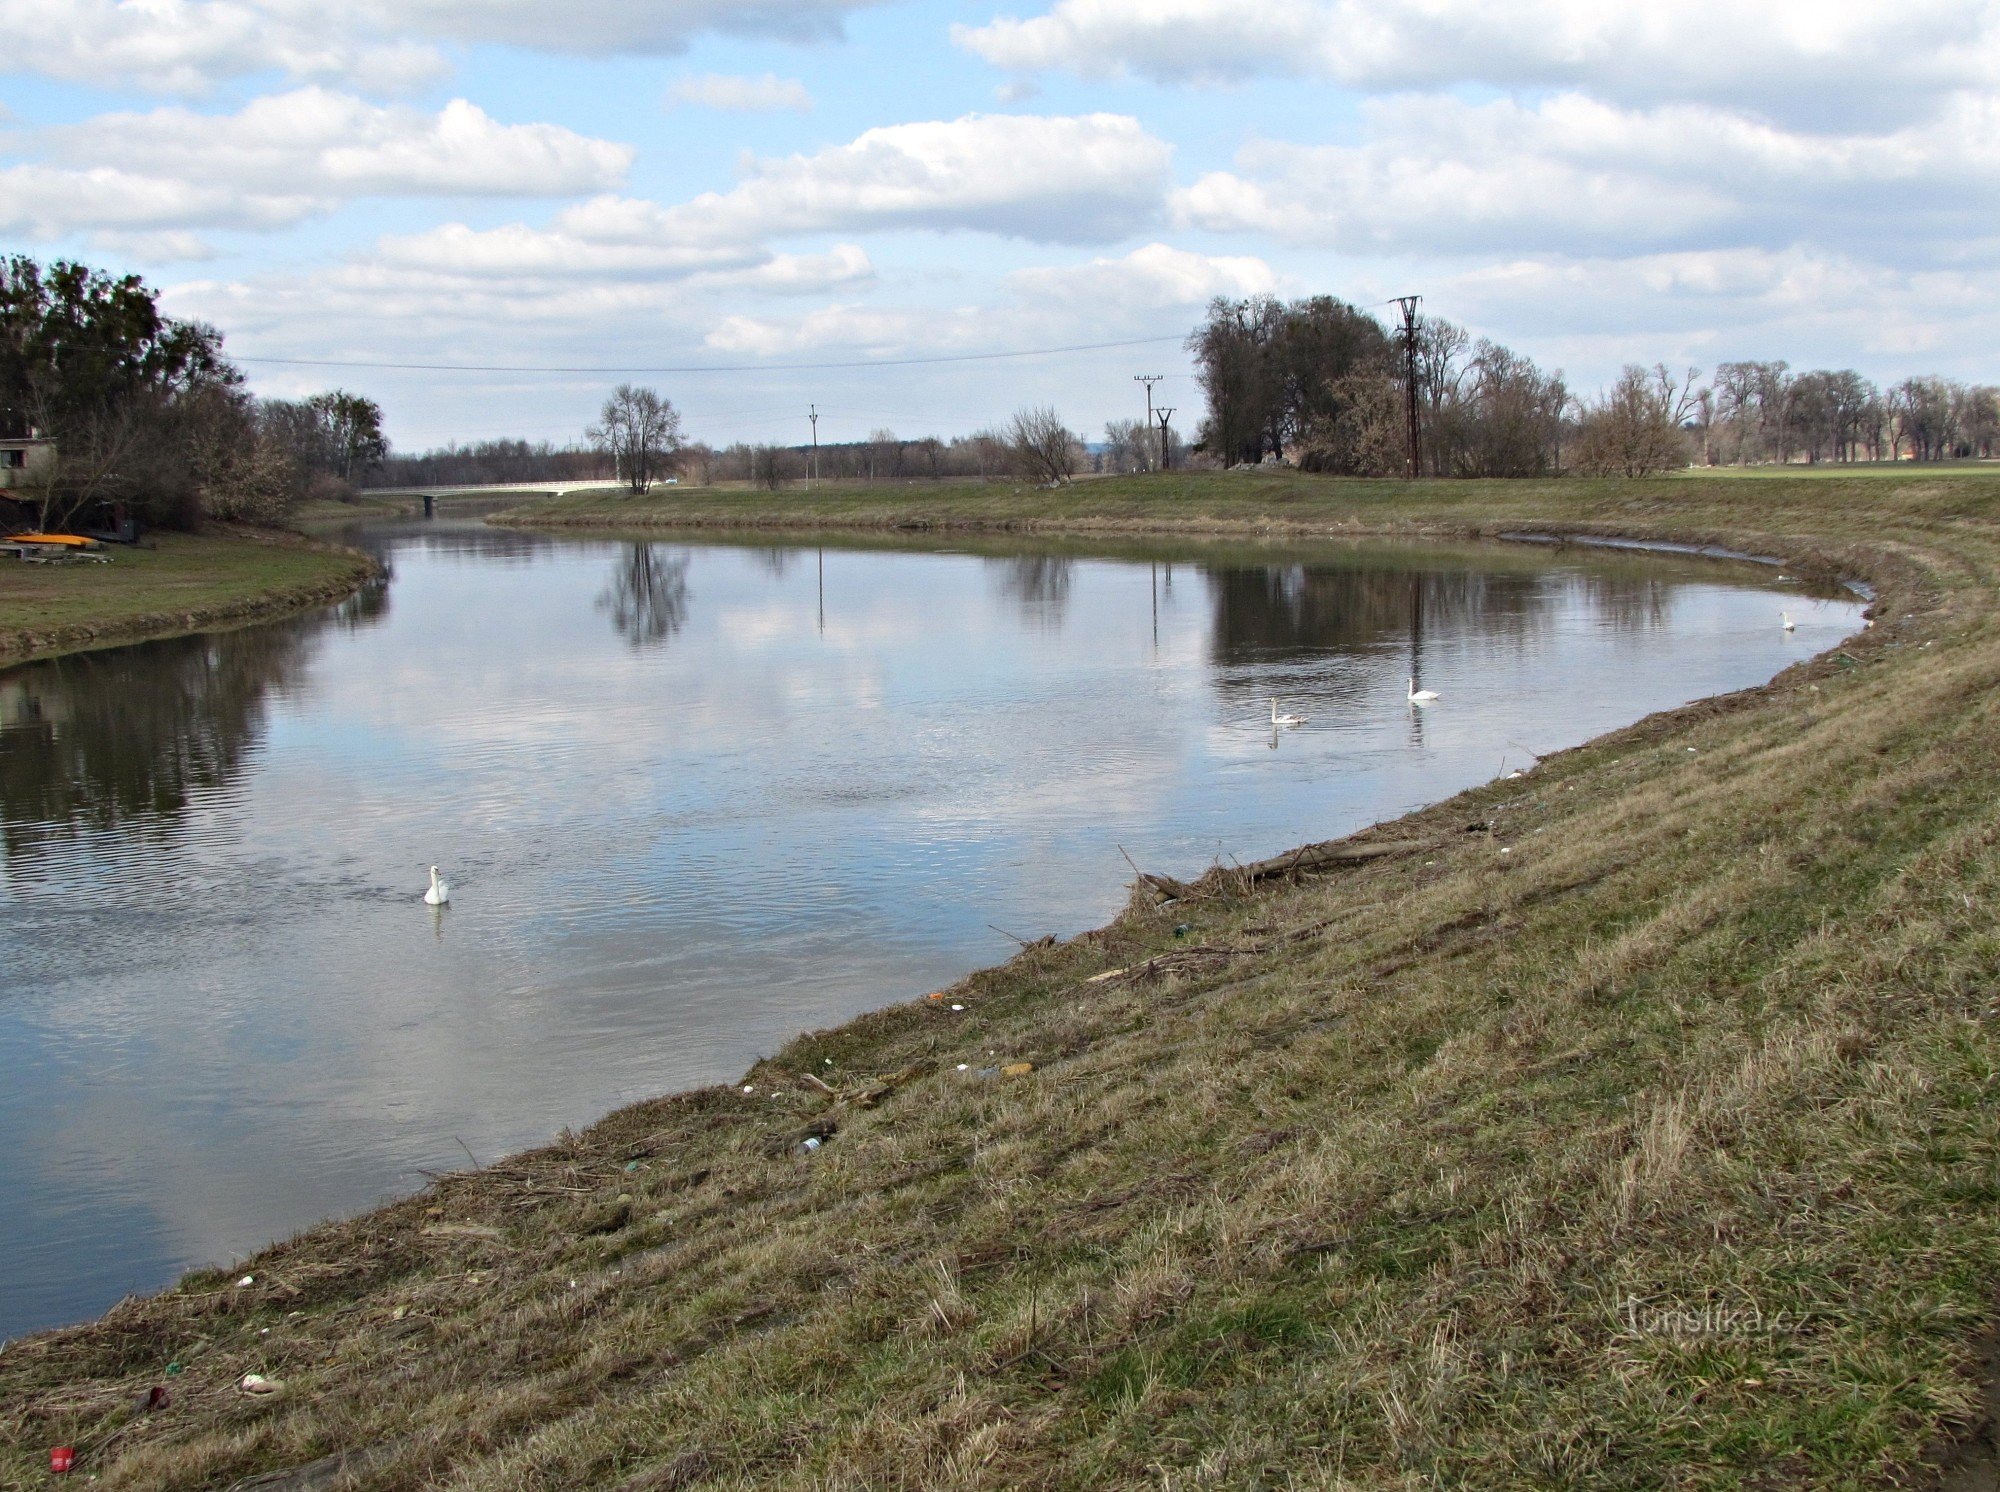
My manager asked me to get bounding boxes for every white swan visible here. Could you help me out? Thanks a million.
[1781,611,1796,631]
[424,865,450,906]
[1270,698,1305,727]
[1407,676,1439,704]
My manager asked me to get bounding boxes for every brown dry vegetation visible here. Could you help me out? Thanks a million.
[5,470,2000,1490]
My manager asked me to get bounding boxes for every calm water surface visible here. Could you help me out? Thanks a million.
[0,519,1862,1337]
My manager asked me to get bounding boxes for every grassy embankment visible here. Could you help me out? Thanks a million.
[6,470,2000,1490]
[0,527,379,665]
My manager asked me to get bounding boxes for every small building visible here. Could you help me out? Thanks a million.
[0,435,56,493]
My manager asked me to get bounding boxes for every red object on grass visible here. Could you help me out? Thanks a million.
[51,1446,76,1473]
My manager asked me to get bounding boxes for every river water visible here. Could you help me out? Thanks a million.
[0,518,1862,1338]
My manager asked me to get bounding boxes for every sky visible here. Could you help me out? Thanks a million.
[2,0,1997,454]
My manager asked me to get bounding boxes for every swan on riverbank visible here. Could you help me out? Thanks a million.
[424,866,450,906]
[1782,611,1796,631]
[1407,677,1439,704]
[1271,698,1305,727]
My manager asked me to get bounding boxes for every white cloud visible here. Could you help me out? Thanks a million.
[396,0,878,53]
[50,89,633,198]
[955,0,2000,126]
[0,0,446,96]
[703,243,1274,356]
[667,72,814,113]
[0,90,632,240]
[1436,246,2000,379]
[1006,241,1276,309]
[0,0,885,95]
[89,230,220,263]
[0,164,323,242]
[186,110,1172,349]
[371,207,875,292]
[670,112,1172,245]
[1171,92,2000,260]
[387,112,1174,260]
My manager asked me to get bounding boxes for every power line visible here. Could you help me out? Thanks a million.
[234,333,1187,377]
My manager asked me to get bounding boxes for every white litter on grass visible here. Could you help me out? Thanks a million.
[236,1275,254,1288]
[742,1085,754,1094]
[951,1003,965,1012]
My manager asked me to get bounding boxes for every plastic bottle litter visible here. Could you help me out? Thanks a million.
[798,1136,823,1154]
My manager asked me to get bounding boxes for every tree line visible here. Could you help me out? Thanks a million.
[1,255,386,531]
[1186,294,2000,478]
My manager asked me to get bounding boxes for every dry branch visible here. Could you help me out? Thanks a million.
[1138,839,1423,901]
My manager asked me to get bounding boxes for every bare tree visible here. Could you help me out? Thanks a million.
[588,385,684,493]
[1006,406,1081,486]
[750,444,791,490]
[1571,365,1698,477]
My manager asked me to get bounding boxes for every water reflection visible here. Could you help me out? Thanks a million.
[0,523,1862,1341]
[987,555,1074,627]
[598,544,692,649]
[0,613,352,885]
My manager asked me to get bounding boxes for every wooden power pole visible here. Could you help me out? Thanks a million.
[1134,374,1164,469]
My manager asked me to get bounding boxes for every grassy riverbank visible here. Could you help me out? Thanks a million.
[7,471,2000,1489]
[0,527,379,664]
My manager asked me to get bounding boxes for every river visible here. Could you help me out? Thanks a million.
[0,517,1863,1338]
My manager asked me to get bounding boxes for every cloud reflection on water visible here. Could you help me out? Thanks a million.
[0,522,1861,1339]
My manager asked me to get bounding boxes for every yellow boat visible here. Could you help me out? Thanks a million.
[6,533,99,548]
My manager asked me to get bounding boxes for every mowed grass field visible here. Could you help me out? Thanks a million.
[0,528,378,663]
[5,469,2000,1489]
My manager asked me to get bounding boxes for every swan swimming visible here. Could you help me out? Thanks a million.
[424,865,450,906]
[1781,611,1796,631]
[1407,676,1439,704]
[1270,698,1306,727]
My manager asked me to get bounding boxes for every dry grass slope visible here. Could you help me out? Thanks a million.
[5,472,2000,1490]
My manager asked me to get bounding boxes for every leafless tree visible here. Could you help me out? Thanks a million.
[750,444,790,490]
[588,384,684,493]
[1006,406,1081,486]
[1570,365,1698,477]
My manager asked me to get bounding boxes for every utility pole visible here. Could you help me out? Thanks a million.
[1394,295,1421,479]
[1135,374,1163,469]
[1154,406,1176,471]
[808,405,819,490]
